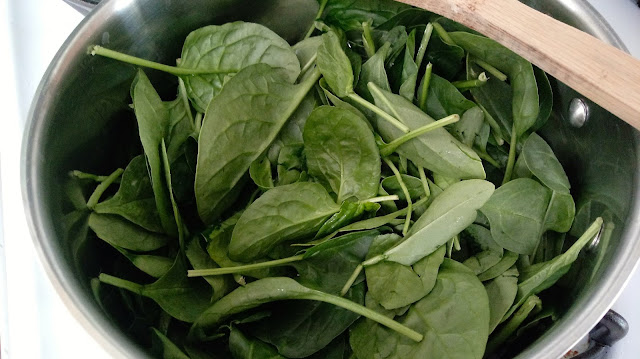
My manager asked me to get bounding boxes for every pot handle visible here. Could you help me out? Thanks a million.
[61,0,100,16]
[574,310,629,359]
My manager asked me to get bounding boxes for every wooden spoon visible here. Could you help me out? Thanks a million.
[396,0,640,130]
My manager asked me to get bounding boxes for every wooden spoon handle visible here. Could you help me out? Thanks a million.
[397,0,640,130]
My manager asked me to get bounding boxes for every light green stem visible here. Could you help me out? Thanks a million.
[452,72,488,91]
[299,53,318,79]
[194,112,203,133]
[90,45,228,76]
[475,59,508,82]
[86,168,124,209]
[188,255,305,277]
[99,273,144,295]
[304,0,329,39]
[362,21,377,58]
[384,159,413,236]
[476,103,505,145]
[363,254,386,267]
[502,125,518,185]
[415,23,434,69]
[347,92,410,133]
[362,195,400,203]
[340,264,363,296]
[380,114,460,157]
[308,291,423,342]
[477,149,501,168]
[433,22,456,45]
[71,170,120,183]
[418,167,431,197]
[418,63,433,112]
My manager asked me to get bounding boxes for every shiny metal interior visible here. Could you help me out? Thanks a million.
[22,0,640,358]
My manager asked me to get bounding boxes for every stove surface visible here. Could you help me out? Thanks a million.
[0,0,638,358]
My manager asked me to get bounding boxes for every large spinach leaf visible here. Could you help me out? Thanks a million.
[229,182,340,261]
[194,64,318,225]
[304,106,381,202]
[179,22,301,112]
[88,212,171,252]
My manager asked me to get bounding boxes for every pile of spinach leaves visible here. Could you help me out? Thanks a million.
[64,1,605,358]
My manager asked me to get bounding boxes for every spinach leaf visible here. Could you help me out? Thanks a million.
[355,42,392,101]
[453,106,485,148]
[425,31,465,80]
[398,29,418,101]
[366,235,446,309]
[351,259,490,359]
[114,247,173,278]
[249,157,275,191]
[88,213,171,252]
[381,174,425,201]
[463,251,503,275]
[317,30,354,98]
[425,74,476,120]
[131,70,177,236]
[99,254,212,323]
[194,64,319,225]
[93,155,163,233]
[179,22,301,112]
[370,85,485,179]
[252,284,364,358]
[520,133,571,193]
[229,327,285,359]
[504,218,603,320]
[165,79,197,163]
[304,106,381,202]
[190,277,423,342]
[323,0,412,32]
[151,328,190,359]
[484,266,519,333]
[448,32,539,138]
[315,201,376,239]
[229,182,340,261]
[186,238,234,302]
[480,178,551,255]
[382,179,494,265]
[478,251,519,282]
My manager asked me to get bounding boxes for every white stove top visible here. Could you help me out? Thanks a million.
[0,0,638,358]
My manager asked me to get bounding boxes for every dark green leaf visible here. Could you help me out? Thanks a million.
[151,328,190,359]
[88,212,171,252]
[317,31,354,98]
[425,74,476,120]
[381,174,425,201]
[229,327,285,359]
[520,133,571,193]
[186,238,234,302]
[323,0,411,32]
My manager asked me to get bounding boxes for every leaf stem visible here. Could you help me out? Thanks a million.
[340,264,363,296]
[477,149,502,168]
[347,92,410,133]
[418,167,431,198]
[308,291,423,342]
[362,21,377,58]
[304,0,329,39]
[476,103,505,145]
[188,255,305,277]
[475,59,508,82]
[99,273,144,295]
[432,22,456,45]
[418,63,433,112]
[361,195,400,203]
[299,53,318,79]
[363,254,386,267]
[178,77,194,124]
[384,159,413,235]
[380,114,460,157]
[70,170,121,183]
[415,23,434,69]
[86,168,124,209]
[502,125,518,185]
[194,112,203,133]
[90,46,227,76]
[452,72,488,91]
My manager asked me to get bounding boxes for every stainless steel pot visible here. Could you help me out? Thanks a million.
[22,0,640,358]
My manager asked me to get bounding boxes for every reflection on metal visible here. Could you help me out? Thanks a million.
[568,98,590,128]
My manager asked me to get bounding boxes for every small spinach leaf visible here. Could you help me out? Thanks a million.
[88,213,171,252]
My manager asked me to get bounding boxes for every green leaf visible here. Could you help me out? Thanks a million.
[114,247,173,278]
[229,327,285,359]
[314,201,372,239]
[317,31,354,98]
[304,106,381,202]
[151,328,190,359]
[323,0,412,32]
[194,64,318,225]
[453,106,485,148]
[425,74,476,120]
[252,284,365,358]
[355,42,392,101]
[179,22,301,112]
[381,174,426,201]
[370,85,486,179]
[186,239,234,302]
[351,259,490,359]
[366,235,446,309]
[131,70,177,236]
[189,277,423,342]
[99,254,212,323]
[249,157,275,191]
[383,180,495,265]
[424,30,465,80]
[93,155,163,233]
[504,218,603,320]
[520,133,571,193]
[88,212,171,252]
[530,67,553,132]
[229,182,340,261]
[480,178,551,255]
[165,80,196,163]
[399,30,418,101]
[463,250,503,275]
[449,32,539,138]
[477,251,519,282]
[484,266,519,333]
